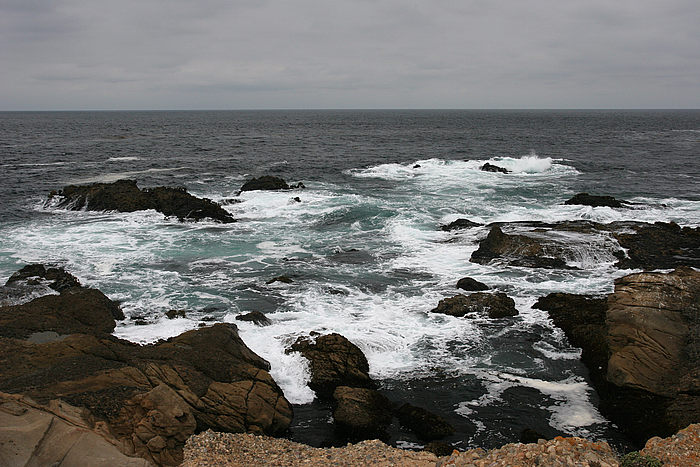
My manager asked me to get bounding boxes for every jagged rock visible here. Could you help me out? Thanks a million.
[413,164,421,169]
[456,277,489,291]
[537,267,700,445]
[287,333,375,398]
[48,179,235,223]
[395,403,455,441]
[430,293,518,319]
[332,386,392,440]
[641,423,700,466]
[470,226,570,269]
[0,392,151,467]
[266,275,293,285]
[0,265,293,465]
[613,221,700,270]
[480,163,510,173]
[564,192,626,208]
[6,264,81,292]
[440,219,483,232]
[235,311,272,326]
[165,309,187,319]
[239,176,292,192]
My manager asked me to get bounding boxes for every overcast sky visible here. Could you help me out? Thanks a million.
[1,0,699,110]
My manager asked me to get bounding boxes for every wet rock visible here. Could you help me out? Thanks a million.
[520,428,548,444]
[564,192,626,208]
[430,293,518,319]
[413,164,421,169]
[332,386,392,440]
[235,311,272,326]
[456,277,489,291]
[287,333,375,398]
[329,248,374,265]
[266,275,293,285]
[48,179,235,223]
[423,441,455,457]
[395,403,455,441]
[613,221,700,270]
[239,176,292,192]
[291,197,301,203]
[480,162,510,173]
[6,264,81,292]
[440,218,483,232]
[165,309,187,319]
[0,265,293,465]
[470,226,570,269]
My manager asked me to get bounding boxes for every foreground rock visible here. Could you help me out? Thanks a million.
[0,265,292,466]
[431,292,518,319]
[48,179,235,223]
[395,403,455,441]
[535,267,700,444]
[332,386,392,440]
[641,423,700,466]
[287,333,375,398]
[564,192,626,208]
[0,392,150,467]
[613,221,700,270]
[470,225,570,269]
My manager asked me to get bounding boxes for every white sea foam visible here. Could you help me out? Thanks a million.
[107,156,140,162]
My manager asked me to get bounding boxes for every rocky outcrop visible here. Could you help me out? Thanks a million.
[641,423,700,467]
[287,333,375,398]
[235,311,272,326]
[536,267,700,445]
[470,225,570,269]
[332,386,392,440]
[480,163,510,174]
[431,292,518,319]
[613,221,700,270]
[0,265,292,466]
[440,219,483,232]
[395,403,455,441]
[0,392,151,467]
[48,179,235,223]
[456,277,489,291]
[564,192,626,208]
[239,176,304,192]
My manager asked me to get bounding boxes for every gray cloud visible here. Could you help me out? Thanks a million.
[1,0,698,109]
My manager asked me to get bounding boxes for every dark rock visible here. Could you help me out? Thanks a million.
[287,333,375,398]
[413,164,421,169]
[165,309,187,319]
[456,277,489,291]
[292,197,301,203]
[424,441,455,457]
[220,198,243,205]
[266,275,293,285]
[430,293,518,319]
[6,264,81,292]
[239,176,290,192]
[332,386,392,440]
[395,403,455,441]
[48,179,235,223]
[329,248,374,265]
[0,273,293,466]
[440,219,483,232]
[480,163,510,174]
[565,192,625,208]
[613,222,700,270]
[470,226,570,269]
[291,182,306,189]
[520,428,548,444]
[235,311,272,326]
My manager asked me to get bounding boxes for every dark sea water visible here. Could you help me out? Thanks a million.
[1,110,699,451]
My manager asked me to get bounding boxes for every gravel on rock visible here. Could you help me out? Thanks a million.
[641,423,700,466]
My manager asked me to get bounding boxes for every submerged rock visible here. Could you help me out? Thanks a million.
[235,311,272,326]
[0,266,292,466]
[480,162,510,174]
[564,192,626,208]
[287,333,375,398]
[332,386,392,440]
[440,218,483,232]
[456,277,490,291]
[239,176,304,192]
[165,309,187,319]
[266,275,293,285]
[395,403,455,441]
[48,179,235,223]
[430,292,518,319]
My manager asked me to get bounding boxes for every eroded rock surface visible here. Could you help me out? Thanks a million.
[332,386,392,440]
[564,192,626,208]
[430,292,518,319]
[48,179,235,223]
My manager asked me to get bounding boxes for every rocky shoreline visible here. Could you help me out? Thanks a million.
[1,181,699,465]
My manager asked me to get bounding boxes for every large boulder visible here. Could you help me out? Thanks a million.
[564,192,626,208]
[287,333,375,398]
[239,176,303,192]
[430,293,518,319]
[470,226,570,269]
[332,386,392,440]
[48,179,235,223]
[456,277,489,291]
[395,403,455,441]
[0,266,292,466]
[536,267,700,445]
[440,219,483,232]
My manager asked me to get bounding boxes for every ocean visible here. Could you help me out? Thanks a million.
[1,110,699,450]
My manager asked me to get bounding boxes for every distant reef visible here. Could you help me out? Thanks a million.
[48,179,236,223]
